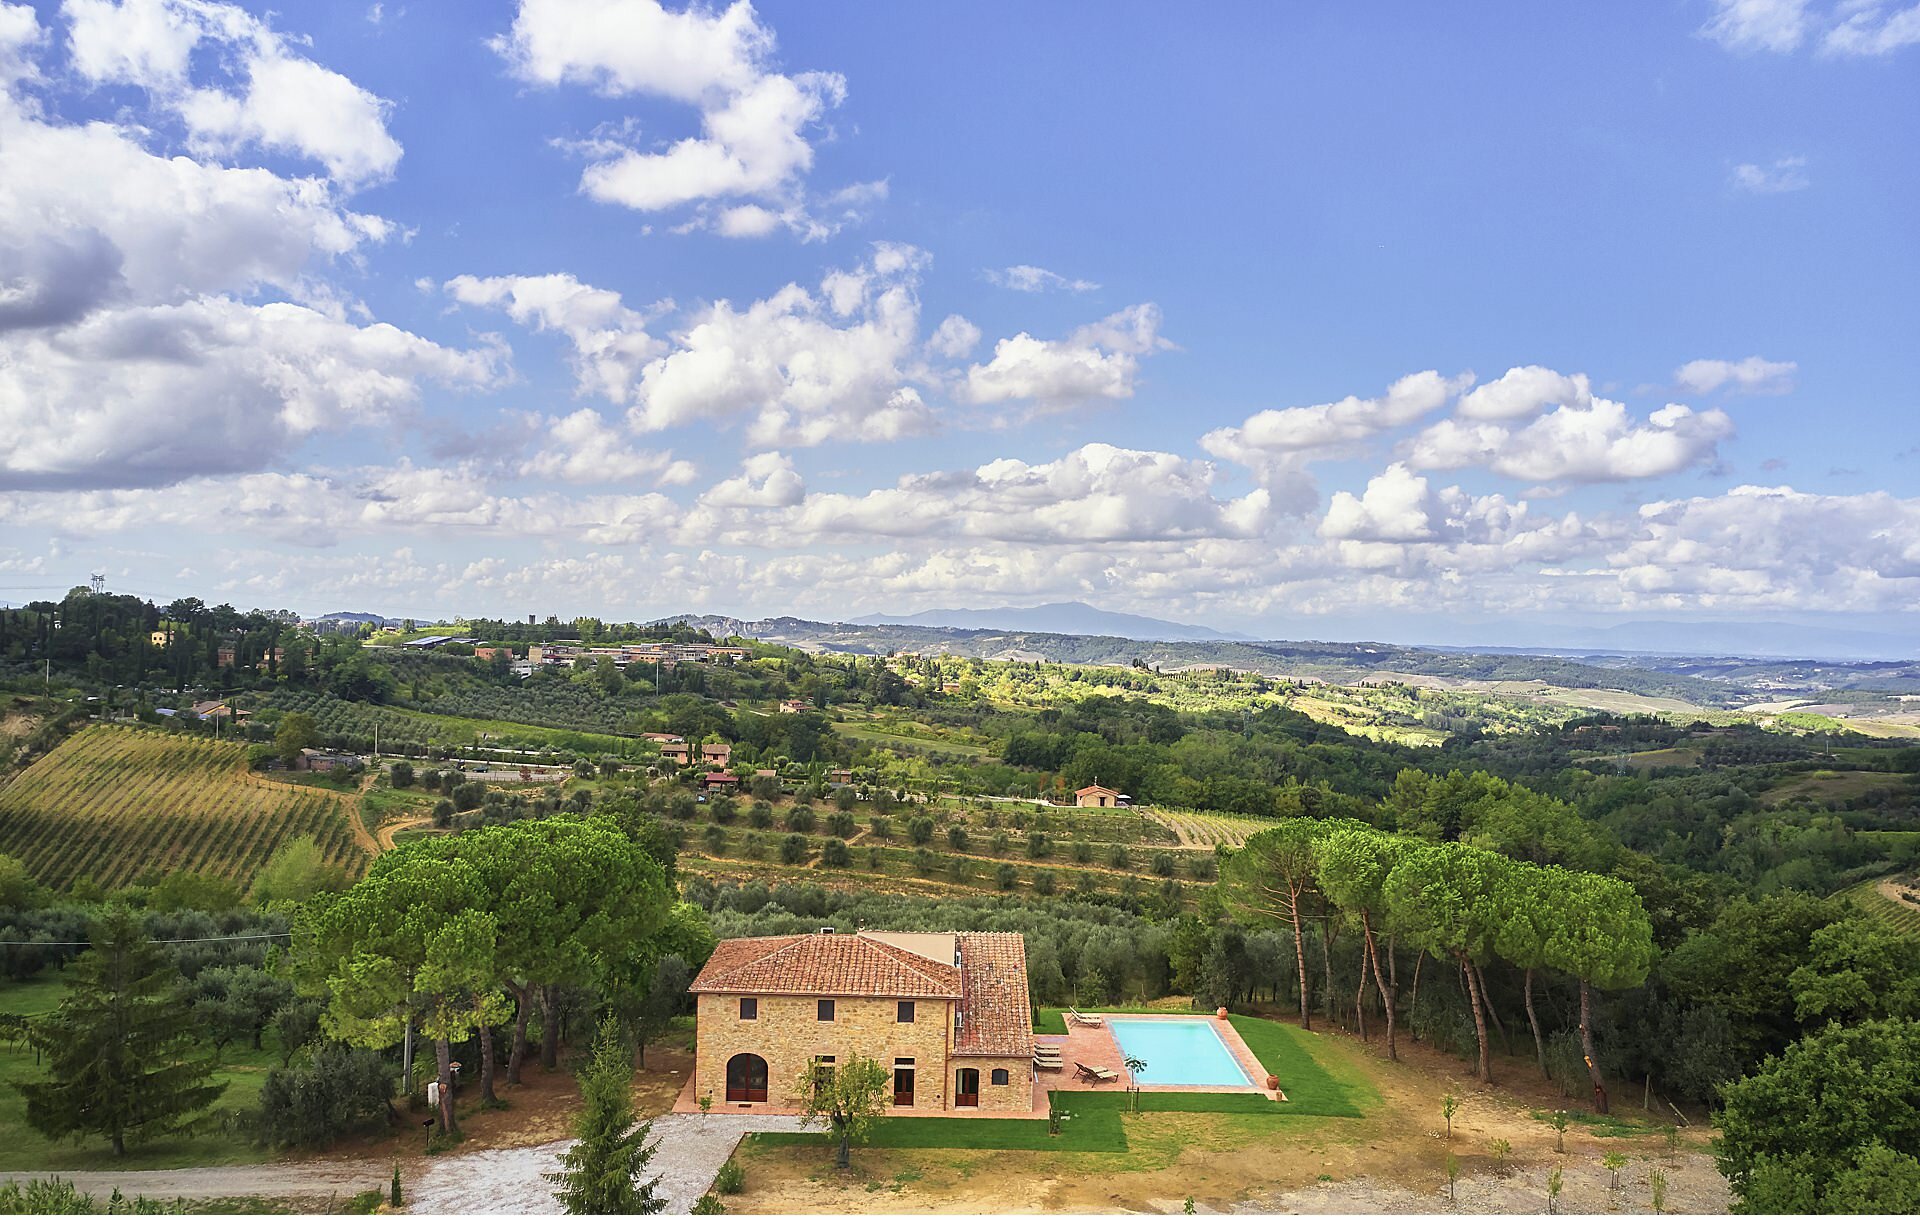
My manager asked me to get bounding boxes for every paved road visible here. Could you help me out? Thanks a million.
[4,1114,811,1216]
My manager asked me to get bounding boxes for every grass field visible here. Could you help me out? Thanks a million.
[0,726,369,891]
[0,976,275,1171]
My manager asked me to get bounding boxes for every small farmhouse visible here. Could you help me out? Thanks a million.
[690,930,1033,1114]
[1075,783,1125,808]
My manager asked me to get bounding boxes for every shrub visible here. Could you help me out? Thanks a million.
[1107,844,1130,869]
[451,781,487,811]
[668,793,698,820]
[1187,855,1217,880]
[389,761,414,788]
[867,846,883,870]
[996,863,1018,890]
[1027,831,1050,859]
[913,847,936,875]
[748,802,775,829]
[786,807,817,833]
[703,825,727,853]
[826,811,856,839]
[821,838,851,867]
[714,1159,745,1194]
[1151,852,1176,877]
[741,832,766,860]
[947,826,969,852]
[908,817,935,845]
[709,796,738,824]
[692,1194,725,1215]
[947,857,972,884]
[258,1045,395,1149]
[1031,870,1057,895]
[779,834,809,865]
[833,787,857,811]
[992,830,1011,856]
[1071,840,1094,864]
[432,799,455,828]
[869,815,892,840]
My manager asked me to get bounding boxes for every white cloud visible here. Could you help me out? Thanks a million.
[1701,0,1812,51]
[700,451,805,508]
[1732,156,1810,194]
[520,409,694,487]
[444,272,664,404]
[1674,355,1797,394]
[963,304,1168,411]
[632,243,938,446]
[928,314,980,359]
[1408,398,1734,483]
[1457,366,1591,420]
[1822,2,1920,54]
[496,0,852,237]
[0,2,45,87]
[986,265,1100,293]
[63,0,402,186]
[1201,370,1470,462]
[0,298,500,489]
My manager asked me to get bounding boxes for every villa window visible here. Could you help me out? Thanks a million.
[897,1000,915,1023]
[739,997,757,1020]
[818,998,835,1022]
[991,1068,1010,1086]
[812,1056,836,1095]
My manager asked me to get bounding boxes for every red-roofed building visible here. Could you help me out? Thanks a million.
[702,771,741,792]
[689,930,1033,1113]
[1075,783,1125,808]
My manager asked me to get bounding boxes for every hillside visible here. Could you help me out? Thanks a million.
[0,725,370,890]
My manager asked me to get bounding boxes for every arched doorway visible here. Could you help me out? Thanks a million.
[726,1052,769,1103]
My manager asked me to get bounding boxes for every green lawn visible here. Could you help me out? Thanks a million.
[0,976,275,1171]
[1227,1014,1377,1118]
[751,1094,1126,1153]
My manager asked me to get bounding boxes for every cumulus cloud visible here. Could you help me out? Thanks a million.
[0,299,499,489]
[928,314,980,359]
[986,264,1100,293]
[1674,355,1797,395]
[444,272,665,404]
[1732,156,1810,193]
[1701,0,1920,56]
[1408,398,1734,483]
[495,0,855,237]
[963,304,1169,412]
[1318,462,1542,548]
[1457,366,1591,420]
[700,451,805,508]
[1201,370,1470,464]
[520,409,695,487]
[631,242,939,446]
[0,2,44,87]
[63,0,402,186]
[1822,2,1920,53]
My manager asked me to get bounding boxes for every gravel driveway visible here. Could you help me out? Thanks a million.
[406,1113,810,1214]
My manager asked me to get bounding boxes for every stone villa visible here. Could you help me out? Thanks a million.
[689,930,1034,1114]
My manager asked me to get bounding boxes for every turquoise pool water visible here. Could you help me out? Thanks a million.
[1107,1017,1254,1087]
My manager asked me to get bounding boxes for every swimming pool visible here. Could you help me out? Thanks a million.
[1107,1017,1254,1087]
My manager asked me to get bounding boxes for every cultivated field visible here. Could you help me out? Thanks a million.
[1845,873,1920,935]
[0,725,368,891]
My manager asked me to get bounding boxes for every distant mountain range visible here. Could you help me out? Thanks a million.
[852,601,1249,642]
[1451,620,1918,663]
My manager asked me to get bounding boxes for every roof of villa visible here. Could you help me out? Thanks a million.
[690,933,963,999]
[952,932,1034,1058]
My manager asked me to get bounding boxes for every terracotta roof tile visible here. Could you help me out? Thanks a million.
[953,932,1034,1058]
[690,933,962,999]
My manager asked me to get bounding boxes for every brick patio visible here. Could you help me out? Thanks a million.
[669,1063,1050,1119]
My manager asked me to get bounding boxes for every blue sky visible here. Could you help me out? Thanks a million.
[0,0,1915,640]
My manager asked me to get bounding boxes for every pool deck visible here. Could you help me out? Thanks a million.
[1038,1012,1284,1101]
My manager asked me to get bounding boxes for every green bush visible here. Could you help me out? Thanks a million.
[258,1044,396,1148]
[786,807,817,833]
[714,1158,745,1194]
[821,838,851,867]
[780,834,809,865]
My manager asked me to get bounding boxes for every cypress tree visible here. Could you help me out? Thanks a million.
[19,907,227,1155]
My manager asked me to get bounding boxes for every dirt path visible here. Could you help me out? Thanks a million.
[376,813,436,851]
[0,1161,392,1207]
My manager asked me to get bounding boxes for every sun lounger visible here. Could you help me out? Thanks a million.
[1067,1006,1104,1026]
[1033,1052,1063,1071]
[1074,1061,1119,1083]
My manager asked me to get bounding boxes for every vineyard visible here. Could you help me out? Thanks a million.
[0,725,369,891]
[251,689,638,757]
[1148,808,1269,847]
[1845,873,1920,935]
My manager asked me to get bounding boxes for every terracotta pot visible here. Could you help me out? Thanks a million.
[1265,1074,1280,1091]
[1216,1006,1229,1019]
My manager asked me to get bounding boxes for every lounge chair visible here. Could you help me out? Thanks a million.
[1033,1045,1063,1064]
[1067,1006,1104,1027]
[1074,1061,1119,1083]
[1033,1051,1063,1071]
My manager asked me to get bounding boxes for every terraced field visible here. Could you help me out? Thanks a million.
[0,725,369,891]
[1843,874,1920,934]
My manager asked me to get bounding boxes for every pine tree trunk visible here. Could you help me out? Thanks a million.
[1366,913,1398,1061]
[1460,953,1492,1083]
[1476,963,1513,1055]
[541,984,561,1070]
[1320,912,1337,1027]
[435,1036,459,1136]
[1290,888,1312,1030]
[1524,968,1547,1077]
[1354,940,1371,1040]
[1580,978,1609,1114]
[479,1021,499,1105]
[1408,950,1425,1042]
[507,986,532,1084]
